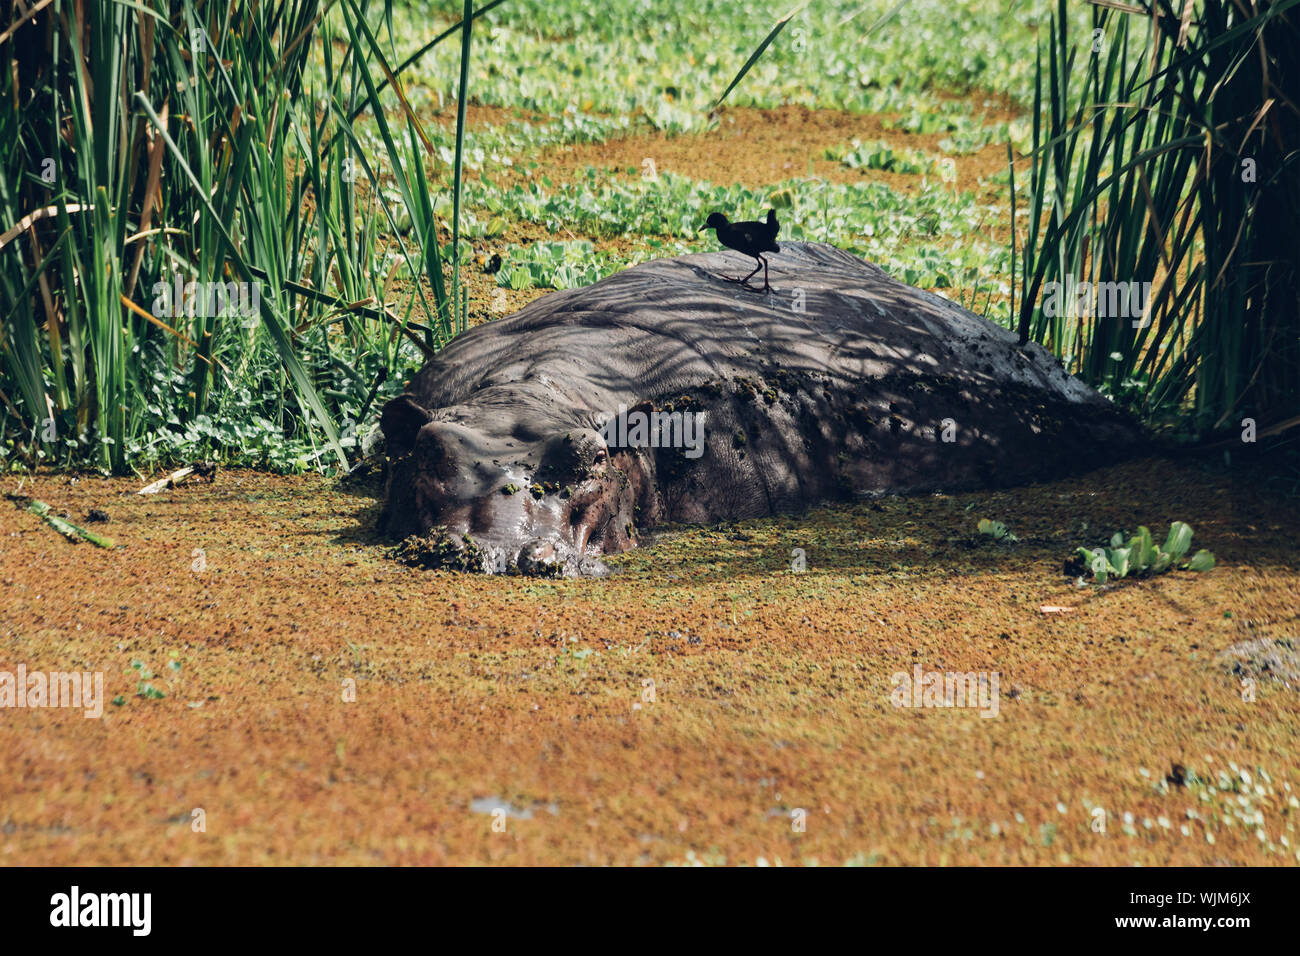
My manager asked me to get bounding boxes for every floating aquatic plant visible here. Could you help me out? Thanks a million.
[1070,521,1214,585]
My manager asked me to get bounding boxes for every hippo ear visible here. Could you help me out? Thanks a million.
[381,395,433,458]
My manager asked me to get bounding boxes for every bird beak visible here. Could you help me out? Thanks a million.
[697,223,707,231]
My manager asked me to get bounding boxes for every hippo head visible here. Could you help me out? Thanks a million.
[378,395,643,576]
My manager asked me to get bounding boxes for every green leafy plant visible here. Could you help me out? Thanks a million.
[977,517,1018,542]
[129,660,166,700]
[1072,521,1215,584]
[826,139,937,175]
[938,121,1011,156]
[494,240,607,290]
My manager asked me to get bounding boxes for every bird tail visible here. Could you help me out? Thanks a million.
[762,209,781,252]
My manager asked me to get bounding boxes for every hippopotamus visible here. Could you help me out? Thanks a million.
[377,242,1141,575]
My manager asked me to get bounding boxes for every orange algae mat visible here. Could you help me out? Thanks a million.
[1,457,1297,865]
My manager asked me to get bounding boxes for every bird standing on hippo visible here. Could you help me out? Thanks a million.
[700,209,781,292]
[377,242,1141,576]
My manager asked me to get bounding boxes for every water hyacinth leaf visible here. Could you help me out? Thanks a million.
[1126,530,1142,570]
[1076,516,1213,583]
[1109,547,1130,579]
[1130,526,1156,571]
[1164,521,1193,561]
[1079,547,1110,584]
[978,518,1016,541]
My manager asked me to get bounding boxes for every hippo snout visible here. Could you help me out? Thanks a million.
[514,536,611,578]
[514,537,562,576]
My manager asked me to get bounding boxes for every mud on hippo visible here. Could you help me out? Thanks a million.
[376,242,1141,575]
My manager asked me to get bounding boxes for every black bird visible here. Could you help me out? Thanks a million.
[700,209,780,292]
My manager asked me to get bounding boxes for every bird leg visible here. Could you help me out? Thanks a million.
[740,256,773,293]
[720,256,774,293]
[737,257,764,288]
